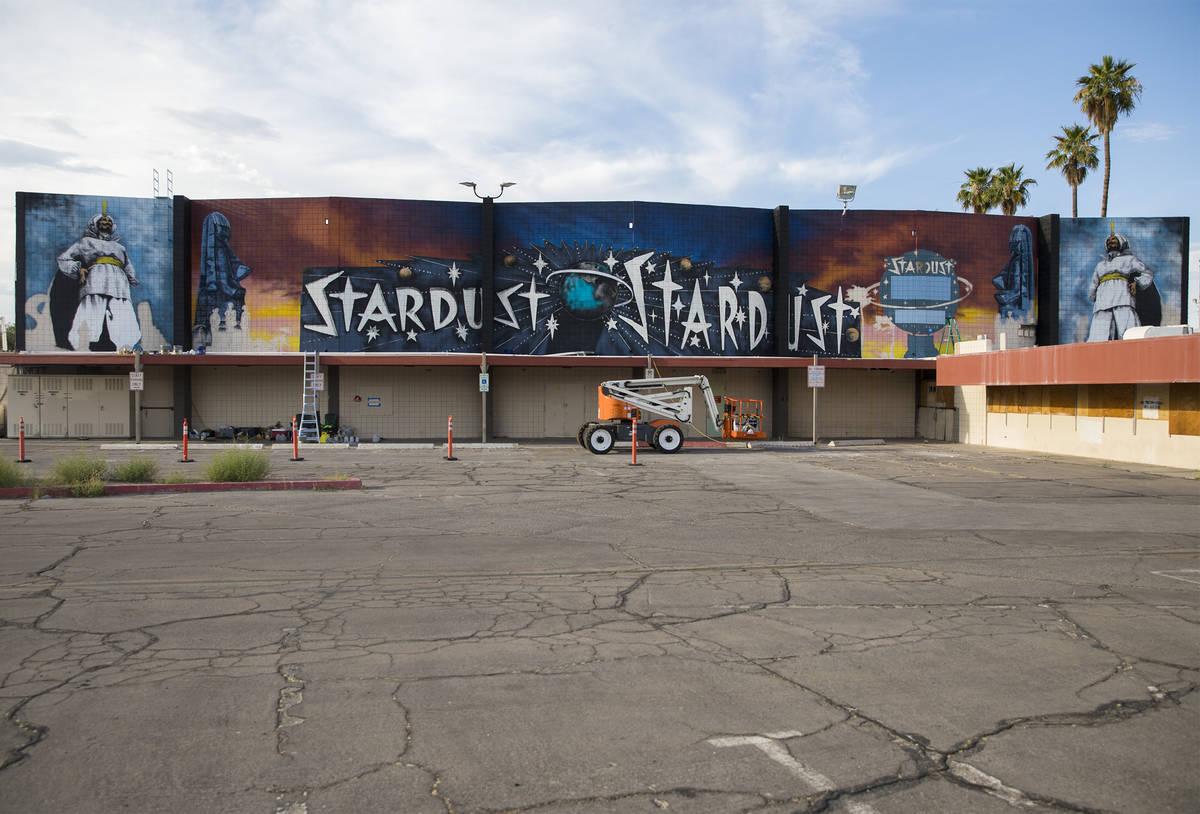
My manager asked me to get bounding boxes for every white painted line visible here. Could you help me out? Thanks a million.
[708,733,878,813]
[1151,569,1200,586]
[948,760,1039,808]
[101,444,179,450]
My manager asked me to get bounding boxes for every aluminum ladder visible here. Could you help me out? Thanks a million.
[298,352,321,442]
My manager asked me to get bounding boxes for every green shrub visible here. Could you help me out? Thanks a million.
[161,472,195,484]
[0,457,27,488]
[109,458,160,483]
[68,475,108,498]
[205,448,271,482]
[50,452,108,486]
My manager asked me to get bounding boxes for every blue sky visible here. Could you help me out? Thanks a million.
[2,0,1197,329]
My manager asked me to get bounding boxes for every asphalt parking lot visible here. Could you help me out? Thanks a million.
[0,440,1197,813]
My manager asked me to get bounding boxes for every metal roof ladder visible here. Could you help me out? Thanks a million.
[298,352,321,442]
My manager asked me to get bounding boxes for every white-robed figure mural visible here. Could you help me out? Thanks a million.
[56,212,141,350]
[1086,231,1154,342]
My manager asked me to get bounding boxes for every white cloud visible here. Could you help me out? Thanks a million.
[1118,122,1178,143]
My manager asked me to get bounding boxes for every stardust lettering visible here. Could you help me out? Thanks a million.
[303,271,481,339]
[886,257,957,275]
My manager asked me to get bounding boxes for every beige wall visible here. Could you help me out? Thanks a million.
[954,382,1200,471]
[139,367,175,438]
[338,367,479,440]
[191,366,324,434]
[788,369,917,439]
[493,365,635,439]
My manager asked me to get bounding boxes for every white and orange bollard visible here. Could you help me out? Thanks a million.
[180,418,194,463]
[444,415,458,461]
[629,411,642,467]
[290,415,303,462]
[16,416,31,463]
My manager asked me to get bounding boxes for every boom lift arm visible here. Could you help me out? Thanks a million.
[599,376,721,427]
[578,374,764,455]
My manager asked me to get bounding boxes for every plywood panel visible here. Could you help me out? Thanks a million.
[1169,383,1200,436]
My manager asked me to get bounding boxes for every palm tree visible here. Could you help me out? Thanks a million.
[1045,125,1099,217]
[956,167,996,214]
[1074,56,1142,217]
[993,164,1037,215]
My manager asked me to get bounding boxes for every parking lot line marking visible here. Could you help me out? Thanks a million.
[708,733,878,813]
[1151,569,1200,585]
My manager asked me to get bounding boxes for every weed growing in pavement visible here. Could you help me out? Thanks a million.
[109,458,160,483]
[160,472,195,484]
[205,448,271,482]
[50,452,108,486]
[0,457,27,488]
[68,475,108,498]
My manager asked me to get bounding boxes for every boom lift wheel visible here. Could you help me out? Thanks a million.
[585,425,616,455]
[652,424,683,453]
[577,422,594,449]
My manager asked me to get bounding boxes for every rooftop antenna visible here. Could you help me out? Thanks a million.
[836,184,856,216]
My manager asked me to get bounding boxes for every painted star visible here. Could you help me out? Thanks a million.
[447,263,461,284]
[797,284,808,297]
[455,321,468,341]
[365,325,380,343]
[406,330,418,342]
[606,317,618,331]
[703,272,711,286]
[730,272,743,288]
[546,314,559,339]
[533,254,549,275]
[649,311,658,323]
[689,335,701,347]
[672,299,685,317]
[734,308,747,327]
[604,251,618,271]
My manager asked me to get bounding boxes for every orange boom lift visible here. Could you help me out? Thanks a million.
[577,375,765,454]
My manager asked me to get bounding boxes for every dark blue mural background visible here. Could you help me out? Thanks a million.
[300,258,483,352]
[493,202,775,356]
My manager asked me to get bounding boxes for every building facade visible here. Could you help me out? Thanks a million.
[4,192,1190,447]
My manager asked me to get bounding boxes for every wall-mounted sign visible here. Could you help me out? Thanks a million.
[367,396,382,408]
[129,372,144,391]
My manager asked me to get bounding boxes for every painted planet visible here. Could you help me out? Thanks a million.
[558,272,618,318]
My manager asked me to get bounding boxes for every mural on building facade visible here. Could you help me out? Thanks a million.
[301,258,483,352]
[20,193,172,352]
[791,211,1037,358]
[494,202,776,356]
[994,225,1034,321]
[193,212,253,348]
[25,195,1191,358]
[1058,217,1185,344]
[190,198,481,352]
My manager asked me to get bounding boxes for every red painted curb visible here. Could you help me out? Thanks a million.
[0,479,363,499]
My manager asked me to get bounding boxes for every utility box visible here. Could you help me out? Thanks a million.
[7,375,130,438]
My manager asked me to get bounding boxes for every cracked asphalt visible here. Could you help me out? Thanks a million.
[0,440,1197,813]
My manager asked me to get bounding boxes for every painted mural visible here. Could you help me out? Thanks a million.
[493,202,775,356]
[189,198,481,352]
[790,211,1039,358]
[1058,218,1187,344]
[21,193,173,352]
[17,194,1189,358]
